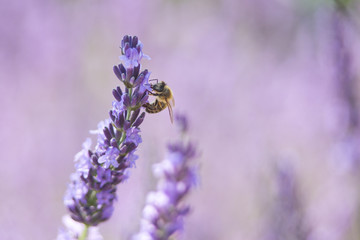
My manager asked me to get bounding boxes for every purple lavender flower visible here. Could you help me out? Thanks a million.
[119,35,150,68]
[132,114,198,240]
[262,162,309,240]
[61,35,151,236]
[174,114,188,133]
[98,146,121,168]
[330,1,360,172]
[74,138,93,178]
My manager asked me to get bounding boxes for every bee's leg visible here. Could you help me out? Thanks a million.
[145,89,153,95]
[147,90,161,96]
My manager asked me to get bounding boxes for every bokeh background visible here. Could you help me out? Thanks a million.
[2,0,360,239]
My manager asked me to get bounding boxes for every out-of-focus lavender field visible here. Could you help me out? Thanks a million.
[2,0,360,239]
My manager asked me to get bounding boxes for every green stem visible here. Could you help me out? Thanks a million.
[79,224,89,240]
[118,87,133,145]
[126,88,133,121]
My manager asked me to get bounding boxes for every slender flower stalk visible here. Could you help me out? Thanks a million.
[59,35,151,238]
[331,0,360,171]
[331,2,360,239]
[262,163,309,240]
[132,114,198,240]
[57,215,103,240]
[79,225,88,240]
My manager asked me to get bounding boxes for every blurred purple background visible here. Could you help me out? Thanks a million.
[2,0,360,239]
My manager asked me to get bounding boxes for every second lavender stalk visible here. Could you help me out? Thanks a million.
[133,114,198,240]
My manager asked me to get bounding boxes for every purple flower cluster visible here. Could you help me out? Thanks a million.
[263,163,309,240]
[63,35,150,227]
[132,114,198,240]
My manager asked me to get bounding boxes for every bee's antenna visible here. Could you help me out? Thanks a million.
[149,79,159,84]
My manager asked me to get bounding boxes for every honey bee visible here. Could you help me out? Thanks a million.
[143,80,175,123]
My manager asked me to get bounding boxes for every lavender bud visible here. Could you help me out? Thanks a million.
[129,76,136,85]
[123,120,131,131]
[115,129,122,141]
[91,154,99,166]
[119,64,126,76]
[113,65,122,81]
[114,118,122,129]
[125,68,134,83]
[103,139,110,148]
[110,138,118,148]
[139,92,149,106]
[133,65,140,79]
[123,41,130,53]
[133,112,145,127]
[130,108,141,124]
[119,145,128,155]
[121,35,130,51]
[88,149,93,157]
[119,112,125,127]
[116,86,123,96]
[132,36,138,48]
[108,123,115,137]
[133,72,145,87]
[136,45,141,54]
[109,110,116,122]
[122,93,131,108]
[126,143,136,153]
[112,89,122,101]
[103,127,112,140]
[135,69,149,88]
[131,92,139,106]
[121,35,129,44]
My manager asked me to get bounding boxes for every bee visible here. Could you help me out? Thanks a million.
[143,80,175,123]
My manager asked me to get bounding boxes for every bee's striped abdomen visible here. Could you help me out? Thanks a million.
[143,99,167,113]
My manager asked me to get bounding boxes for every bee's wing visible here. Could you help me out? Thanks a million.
[166,99,174,124]
[168,88,175,107]
[171,96,175,107]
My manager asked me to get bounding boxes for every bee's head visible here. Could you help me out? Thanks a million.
[152,81,166,92]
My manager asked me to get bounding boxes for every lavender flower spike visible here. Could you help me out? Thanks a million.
[133,114,198,240]
[262,162,309,240]
[59,35,152,238]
